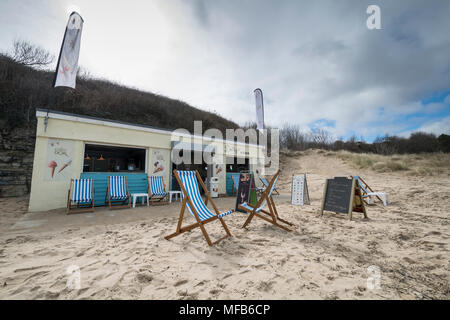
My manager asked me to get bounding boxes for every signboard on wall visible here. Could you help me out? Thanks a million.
[151,149,168,176]
[291,174,310,206]
[45,139,74,181]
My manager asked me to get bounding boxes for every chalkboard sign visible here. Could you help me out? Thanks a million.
[320,177,368,220]
[322,177,353,214]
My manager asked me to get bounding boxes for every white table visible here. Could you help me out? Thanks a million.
[131,193,149,208]
[169,191,182,203]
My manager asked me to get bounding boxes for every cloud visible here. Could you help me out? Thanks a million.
[417,117,450,136]
[1,0,449,140]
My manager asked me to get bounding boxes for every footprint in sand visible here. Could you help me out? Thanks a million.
[135,272,153,283]
[256,281,274,292]
[209,289,220,295]
[174,279,188,286]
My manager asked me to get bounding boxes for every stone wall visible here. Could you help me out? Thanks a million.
[0,124,35,197]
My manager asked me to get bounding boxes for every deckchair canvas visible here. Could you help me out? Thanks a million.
[105,176,131,210]
[67,178,94,214]
[353,176,388,206]
[165,170,234,246]
[260,176,280,195]
[148,176,169,205]
[241,170,295,231]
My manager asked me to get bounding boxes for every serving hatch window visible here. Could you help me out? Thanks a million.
[226,157,249,173]
[83,144,146,173]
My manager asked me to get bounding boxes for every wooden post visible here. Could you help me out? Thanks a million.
[320,180,328,216]
[348,178,356,220]
[176,197,187,233]
[66,179,72,214]
[91,178,95,211]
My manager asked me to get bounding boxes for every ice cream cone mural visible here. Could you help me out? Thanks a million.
[151,149,168,176]
[58,160,72,173]
[45,139,74,181]
[153,161,165,174]
[48,161,57,178]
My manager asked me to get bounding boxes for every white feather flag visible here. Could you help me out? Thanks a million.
[54,12,83,88]
[254,88,265,131]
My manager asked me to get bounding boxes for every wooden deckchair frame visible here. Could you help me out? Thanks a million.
[260,176,280,195]
[66,179,95,214]
[148,175,169,205]
[105,176,131,210]
[351,175,383,204]
[242,170,294,231]
[165,170,232,246]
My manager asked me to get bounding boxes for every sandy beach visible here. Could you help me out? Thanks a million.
[0,150,449,300]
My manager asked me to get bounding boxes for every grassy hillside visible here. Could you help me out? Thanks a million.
[0,54,239,132]
[0,54,239,197]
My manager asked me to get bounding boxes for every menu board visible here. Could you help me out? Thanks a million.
[322,177,353,214]
[291,174,310,206]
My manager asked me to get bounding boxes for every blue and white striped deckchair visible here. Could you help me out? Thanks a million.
[105,176,131,209]
[165,170,234,246]
[353,176,388,206]
[241,170,294,231]
[260,176,280,195]
[67,179,94,214]
[148,176,168,204]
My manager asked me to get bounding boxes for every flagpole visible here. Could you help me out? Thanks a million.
[45,12,76,132]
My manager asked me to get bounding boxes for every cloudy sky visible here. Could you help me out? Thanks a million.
[1,0,449,141]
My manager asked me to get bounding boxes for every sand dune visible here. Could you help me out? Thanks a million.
[0,150,449,299]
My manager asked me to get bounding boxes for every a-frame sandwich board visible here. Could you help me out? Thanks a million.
[320,176,367,220]
[291,173,310,205]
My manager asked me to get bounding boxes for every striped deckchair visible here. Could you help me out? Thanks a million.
[260,176,280,195]
[67,179,94,214]
[241,170,294,231]
[105,176,131,210]
[165,170,234,246]
[148,176,169,204]
[353,176,388,206]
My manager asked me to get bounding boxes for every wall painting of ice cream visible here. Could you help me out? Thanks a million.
[151,149,168,176]
[45,139,74,181]
[212,155,225,186]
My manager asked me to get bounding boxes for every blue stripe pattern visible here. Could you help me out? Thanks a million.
[260,177,269,187]
[80,173,146,207]
[108,176,129,200]
[149,176,167,197]
[71,179,92,203]
[240,202,263,213]
[178,171,232,221]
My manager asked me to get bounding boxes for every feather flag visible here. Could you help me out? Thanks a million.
[254,88,265,131]
[54,12,83,88]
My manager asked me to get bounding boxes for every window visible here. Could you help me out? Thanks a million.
[83,144,146,173]
[226,157,249,173]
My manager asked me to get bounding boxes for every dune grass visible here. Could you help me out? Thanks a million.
[336,151,450,176]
